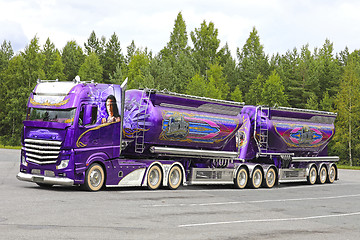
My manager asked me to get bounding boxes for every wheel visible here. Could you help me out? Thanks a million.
[249,168,263,189]
[167,165,182,190]
[263,167,277,188]
[327,165,336,183]
[317,165,327,184]
[234,167,248,189]
[307,165,317,185]
[147,165,162,190]
[84,163,105,191]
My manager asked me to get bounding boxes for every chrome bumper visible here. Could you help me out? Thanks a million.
[16,172,74,186]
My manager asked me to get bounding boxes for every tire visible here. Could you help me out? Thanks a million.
[167,165,182,190]
[234,167,248,189]
[327,165,336,183]
[84,163,105,191]
[317,165,327,184]
[147,165,162,190]
[307,165,317,185]
[249,168,263,189]
[263,167,277,188]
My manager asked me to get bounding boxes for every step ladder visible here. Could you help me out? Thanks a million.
[134,90,151,153]
[254,106,270,155]
[259,106,269,153]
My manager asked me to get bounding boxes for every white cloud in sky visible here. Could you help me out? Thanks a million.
[0,0,359,57]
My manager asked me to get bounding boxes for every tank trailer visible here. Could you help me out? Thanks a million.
[17,78,339,191]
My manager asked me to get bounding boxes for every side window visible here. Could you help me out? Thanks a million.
[91,106,98,125]
[78,106,85,126]
[79,105,98,126]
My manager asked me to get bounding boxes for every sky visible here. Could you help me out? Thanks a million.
[1,0,360,57]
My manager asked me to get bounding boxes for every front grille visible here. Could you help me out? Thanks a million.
[24,139,62,164]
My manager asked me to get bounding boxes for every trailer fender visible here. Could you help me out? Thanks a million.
[247,164,264,179]
[305,163,318,176]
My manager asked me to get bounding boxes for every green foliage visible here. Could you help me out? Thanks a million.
[127,49,154,89]
[62,41,85,81]
[78,52,103,82]
[262,70,288,106]
[191,20,220,74]
[245,74,264,105]
[0,12,359,161]
[230,86,243,102]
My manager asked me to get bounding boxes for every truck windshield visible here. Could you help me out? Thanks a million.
[28,108,76,124]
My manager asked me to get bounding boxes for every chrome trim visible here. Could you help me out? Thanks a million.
[26,153,58,160]
[16,172,74,186]
[26,157,57,164]
[24,144,61,150]
[25,139,62,145]
[155,89,244,106]
[24,148,59,155]
[292,156,339,162]
[150,146,239,158]
[273,106,337,116]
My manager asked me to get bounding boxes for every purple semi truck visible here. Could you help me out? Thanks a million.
[17,78,339,191]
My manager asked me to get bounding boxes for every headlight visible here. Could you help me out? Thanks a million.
[57,160,69,170]
[21,154,28,167]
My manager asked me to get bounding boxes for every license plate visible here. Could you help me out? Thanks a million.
[33,176,44,182]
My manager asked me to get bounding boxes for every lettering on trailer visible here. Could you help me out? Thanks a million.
[160,111,239,144]
[274,123,334,148]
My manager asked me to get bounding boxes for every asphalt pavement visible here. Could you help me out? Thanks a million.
[1,148,360,240]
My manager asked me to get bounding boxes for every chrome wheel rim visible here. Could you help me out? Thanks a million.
[238,170,247,187]
[170,169,180,186]
[90,169,102,187]
[149,169,160,186]
[253,170,262,187]
[267,170,275,186]
[320,168,327,183]
[310,168,316,183]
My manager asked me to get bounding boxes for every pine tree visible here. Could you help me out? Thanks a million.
[334,58,360,166]
[262,70,288,107]
[102,32,124,82]
[62,41,85,81]
[237,27,269,95]
[245,74,265,105]
[191,20,220,74]
[230,86,243,102]
[78,52,103,82]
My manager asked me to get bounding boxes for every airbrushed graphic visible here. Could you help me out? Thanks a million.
[160,111,239,144]
[274,123,334,148]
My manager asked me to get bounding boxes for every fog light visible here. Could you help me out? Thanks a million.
[44,170,55,177]
[57,160,69,170]
[21,155,28,167]
[31,169,41,175]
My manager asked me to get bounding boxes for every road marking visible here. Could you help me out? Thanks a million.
[148,193,360,207]
[178,211,360,228]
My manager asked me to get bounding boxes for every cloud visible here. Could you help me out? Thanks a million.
[0,0,359,57]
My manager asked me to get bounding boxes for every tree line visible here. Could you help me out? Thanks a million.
[0,12,359,166]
